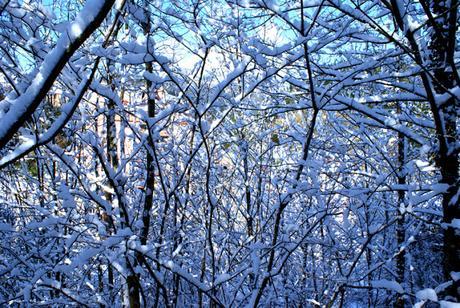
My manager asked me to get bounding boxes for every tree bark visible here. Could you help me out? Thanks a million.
[427,0,460,301]
[395,103,406,307]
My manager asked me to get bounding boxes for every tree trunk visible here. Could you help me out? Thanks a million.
[106,68,140,307]
[395,104,406,307]
[428,0,460,301]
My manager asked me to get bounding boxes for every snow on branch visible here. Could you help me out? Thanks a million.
[0,0,115,151]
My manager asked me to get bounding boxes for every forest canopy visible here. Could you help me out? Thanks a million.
[0,0,459,306]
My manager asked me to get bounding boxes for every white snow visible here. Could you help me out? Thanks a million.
[451,272,460,281]
[214,273,230,285]
[0,0,111,145]
[371,280,404,293]
[439,301,460,308]
[416,288,438,302]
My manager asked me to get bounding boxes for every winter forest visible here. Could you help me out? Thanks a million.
[0,0,459,307]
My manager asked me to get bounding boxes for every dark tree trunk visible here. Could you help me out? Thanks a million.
[395,104,406,307]
[428,0,460,301]
[106,67,140,307]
